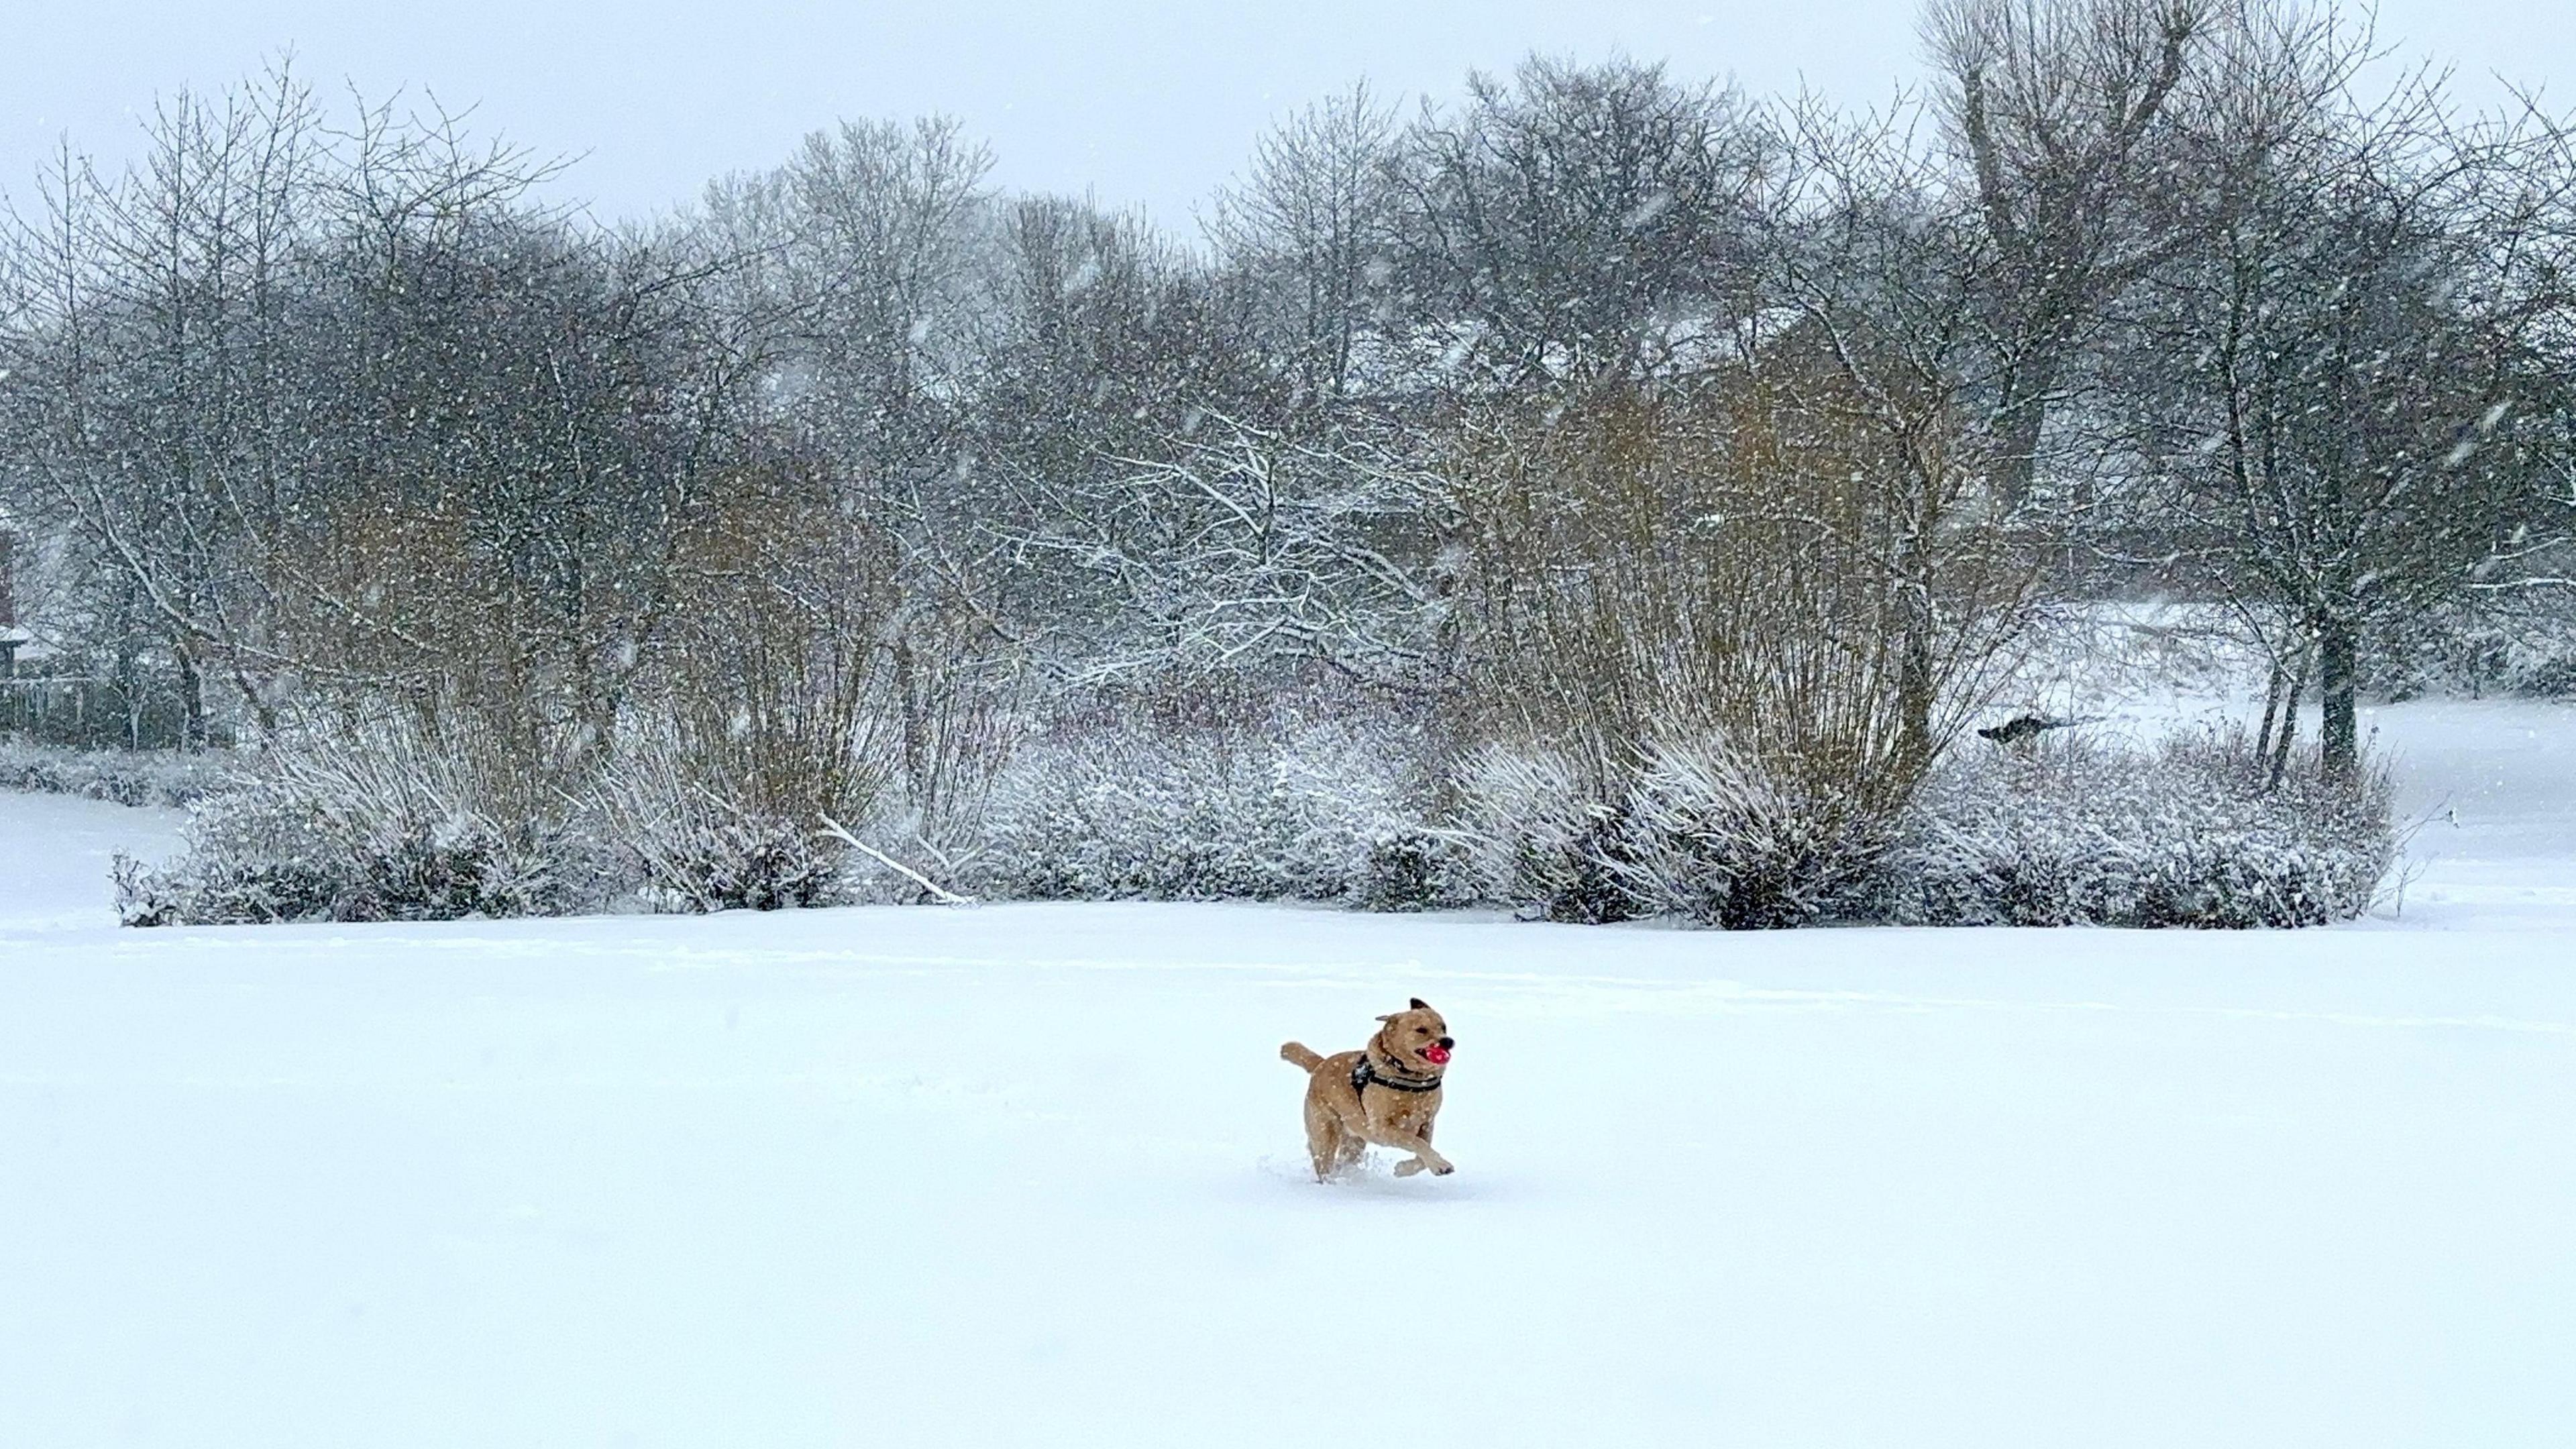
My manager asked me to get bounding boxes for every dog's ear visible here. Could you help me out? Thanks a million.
[1375,1013,1396,1023]
[1409,998,1431,1012]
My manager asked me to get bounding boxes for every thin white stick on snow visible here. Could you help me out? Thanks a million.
[816,815,977,907]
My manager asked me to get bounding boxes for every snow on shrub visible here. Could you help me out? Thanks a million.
[98,700,2392,932]
[115,720,592,926]
[584,726,848,914]
[1350,825,1475,914]
[1611,741,1889,928]
[1452,745,1635,922]
[961,716,1454,906]
[1453,727,2388,930]
[1882,727,2396,928]
[0,736,230,808]
[1454,739,1887,927]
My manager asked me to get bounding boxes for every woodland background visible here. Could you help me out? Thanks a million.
[3,0,2571,927]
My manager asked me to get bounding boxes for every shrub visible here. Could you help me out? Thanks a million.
[961,714,1450,906]
[1352,825,1476,913]
[586,727,849,913]
[115,719,595,926]
[1446,374,2028,848]
[1881,727,2396,928]
[0,736,231,808]
[99,698,2393,933]
[1452,745,1638,922]
[1611,739,1889,928]
[111,788,343,927]
[1454,738,1890,927]
[2369,600,2576,700]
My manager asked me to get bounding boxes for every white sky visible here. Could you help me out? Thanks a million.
[4,0,2568,233]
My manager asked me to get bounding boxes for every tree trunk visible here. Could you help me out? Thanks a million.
[2318,617,2359,784]
[1893,508,1937,780]
[2254,659,2288,761]
[2267,647,2310,792]
[1990,350,2059,513]
[176,645,209,753]
[892,636,930,814]
[1896,599,1935,778]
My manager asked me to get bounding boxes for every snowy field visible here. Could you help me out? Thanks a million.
[4,700,2573,1448]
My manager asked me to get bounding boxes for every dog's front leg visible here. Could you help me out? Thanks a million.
[1390,1117,1442,1176]
[1354,1122,1454,1176]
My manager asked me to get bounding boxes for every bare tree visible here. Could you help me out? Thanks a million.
[974,195,1277,653]
[1921,0,2355,511]
[694,117,1014,814]
[1385,56,1772,394]
[0,65,325,745]
[1008,409,1444,682]
[1764,96,2041,772]
[1206,83,1403,413]
[2115,66,2576,779]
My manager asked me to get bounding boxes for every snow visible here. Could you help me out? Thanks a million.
[0,791,180,934]
[2363,696,2576,930]
[4,703,2575,1447]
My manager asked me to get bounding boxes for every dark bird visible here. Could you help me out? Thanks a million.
[1977,713,2103,745]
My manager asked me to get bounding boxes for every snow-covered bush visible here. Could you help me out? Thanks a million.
[961,714,1452,906]
[1611,740,1888,928]
[1451,727,2385,930]
[2488,620,2576,697]
[0,737,231,808]
[115,707,879,924]
[1454,739,1888,927]
[115,720,595,926]
[111,786,343,926]
[1452,745,1636,922]
[586,727,848,913]
[1351,825,1476,913]
[1882,728,2395,928]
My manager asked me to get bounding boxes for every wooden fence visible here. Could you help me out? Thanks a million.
[0,676,186,749]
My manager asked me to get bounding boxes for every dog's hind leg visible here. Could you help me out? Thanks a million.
[1305,1097,1348,1181]
[1329,1125,1364,1179]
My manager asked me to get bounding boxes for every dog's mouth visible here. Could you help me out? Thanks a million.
[1419,1043,1452,1065]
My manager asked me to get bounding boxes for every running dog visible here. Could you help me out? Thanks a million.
[1279,999,1455,1181]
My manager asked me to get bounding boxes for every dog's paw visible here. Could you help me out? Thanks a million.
[1394,1159,1426,1177]
[1432,1163,1455,1176]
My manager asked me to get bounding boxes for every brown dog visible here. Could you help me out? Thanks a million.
[1279,999,1456,1181]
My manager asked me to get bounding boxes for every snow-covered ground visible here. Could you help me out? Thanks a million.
[3,701,2572,1448]
[2363,696,2576,930]
[0,792,182,936]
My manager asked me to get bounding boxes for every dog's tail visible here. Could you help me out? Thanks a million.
[1279,1041,1325,1073]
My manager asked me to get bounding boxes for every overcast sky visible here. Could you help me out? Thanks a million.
[5,0,2569,232]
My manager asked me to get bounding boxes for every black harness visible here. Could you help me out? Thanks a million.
[1352,1054,1444,1095]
